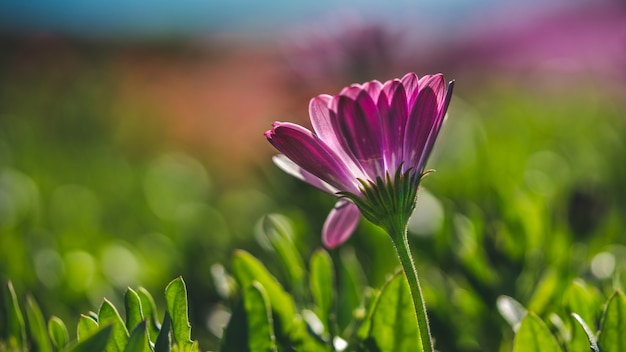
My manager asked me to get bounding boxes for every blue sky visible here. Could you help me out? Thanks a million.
[0,0,575,39]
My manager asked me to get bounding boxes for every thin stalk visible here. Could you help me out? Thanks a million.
[391,226,434,352]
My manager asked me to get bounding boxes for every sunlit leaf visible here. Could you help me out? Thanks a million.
[571,313,599,352]
[262,214,306,290]
[77,314,99,341]
[68,325,113,352]
[98,298,129,352]
[125,288,144,333]
[563,280,600,352]
[356,286,380,342]
[2,281,26,348]
[244,282,277,351]
[164,277,195,351]
[513,312,562,352]
[598,290,626,352]
[527,269,560,315]
[337,246,367,332]
[25,295,52,352]
[48,316,70,350]
[124,320,151,352]
[497,295,527,332]
[309,248,334,336]
[231,250,297,337]
[368,271,421,352]
[137,287,160,342]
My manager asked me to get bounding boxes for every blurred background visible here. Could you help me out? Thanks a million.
[1,0,625,350]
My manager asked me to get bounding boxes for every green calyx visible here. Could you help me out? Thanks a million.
[339,167,423,238]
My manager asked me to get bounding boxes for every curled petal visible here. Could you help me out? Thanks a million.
[322,199,360,248]
[272,154,338,194]
[265,122,360,194]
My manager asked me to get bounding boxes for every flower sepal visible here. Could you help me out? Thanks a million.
[338,167,423,239]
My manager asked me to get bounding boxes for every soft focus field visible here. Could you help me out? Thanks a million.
[1,2,626,350]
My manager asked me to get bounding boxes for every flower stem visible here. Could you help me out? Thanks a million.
[391,227,434,352]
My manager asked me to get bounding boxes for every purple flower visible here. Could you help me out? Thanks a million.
[265,73,454,248]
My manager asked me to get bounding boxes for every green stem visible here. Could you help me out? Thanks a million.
[391,226,434,352]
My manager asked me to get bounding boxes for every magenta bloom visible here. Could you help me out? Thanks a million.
[265,72,453,248]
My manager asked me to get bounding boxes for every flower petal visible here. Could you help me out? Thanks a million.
[309,95,367,180]
[336,87,385,179]
[418,80,454,170]
[265,122,360,193]
[403,75,448,172]
[322,199,360,248]
[381,79,408,171]
[362,80,383,102]
[401,72,420,106]
[272,154,338,194]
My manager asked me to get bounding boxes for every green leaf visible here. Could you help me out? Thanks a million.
[48,316,70,350]
[496,295,527,332]
[356,286,380,342]
[98,298,130,352]
[137,287,161,343]
[571,313,599,352]
[598,290,626,352]
[69,325,113,352]
[125,288,145,333]
[563,280,599,352]
[564,280,599,324]
[220,300,248,352]
[2,281,27,348]
[527,269,560,315]
[261,214,306,289]
[244,282,277,352]
[164,277,194,352]
[77,314,99,341]
[154,312,171,352]
[513,312,562,352]
[309,248,334,336]
[231,250,297,337]
[337,247,367,332]
[368,271,421,352]
[124,320,151,352]
[25,295,53,352]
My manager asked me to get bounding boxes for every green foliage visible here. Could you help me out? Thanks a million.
[77,314,99,341]
[48,316,70,350]
[69,325,113,352]
[243,282,277,351]
[221,245,427,350]
[231,249,298,339]
[365,272,421,352]
[98,299,130,352]
[25,295,53,352]
[309,249,334,338]
[0,278,198,352]
[125,321,151,352]
[513,312,562,352]
[598,291,626,352]
[164,277,198,352]
[503,280,626,352]
[2,49,626,351]
[1,281,26,349]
